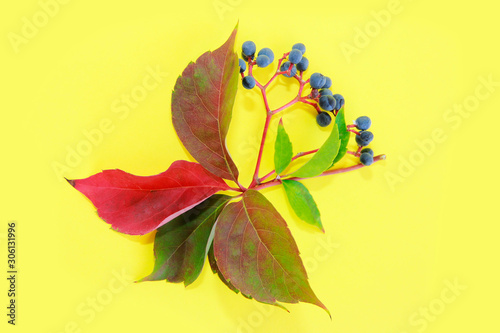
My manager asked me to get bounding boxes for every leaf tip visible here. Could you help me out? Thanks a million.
[65,178,75,187]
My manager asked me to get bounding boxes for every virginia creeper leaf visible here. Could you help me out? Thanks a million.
[274,118,293,175]
[141,194,232,286]
[282,180,323,232]
[171,27,240,182]
[290,123,340,178]
[207,243,239,294]
[67,160,230,235]
[332,108,349,165]
[213,190,329,314]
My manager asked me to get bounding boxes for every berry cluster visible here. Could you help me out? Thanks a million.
[239,41,345,128]
[347,116,376,165]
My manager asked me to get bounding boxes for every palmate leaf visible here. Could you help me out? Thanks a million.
[282,179,323,232]
[213,190,329,314]
[141,194,232,286]
[274,118,293,175]
[67,160,230,235]
[290,123,340,178]
[171,27,240,183]
[332,108,349,165]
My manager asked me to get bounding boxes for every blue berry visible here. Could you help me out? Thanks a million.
[361,148,374,157]
[239,59,246,73]
[355,131,374,146]
[292,43,306,55]
[280,61,297,78]
[296,57,309,71]
[256,55,271,68]
[288,49,303,64]
[319,95,336,111]
[333,94,345,111]
[319,88,333,96]
[316,112,332,127]
[322,77,332,89]
[359,152,374,166]
[242,76,256,89]
[355,116,371,130]
[258,48,274,63]
[242,41,256,57]
[310,73,326,89]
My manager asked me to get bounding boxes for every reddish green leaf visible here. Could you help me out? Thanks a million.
[141,194,232,286]
[67,160,230,235]
[213,190,329,314]
[171,27,240,182]
[207,243,239,294]
[282,179,323,232]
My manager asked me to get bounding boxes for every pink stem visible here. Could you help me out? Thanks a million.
[250,114,272,187]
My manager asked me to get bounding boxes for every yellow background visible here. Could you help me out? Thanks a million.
[1,0,499,332]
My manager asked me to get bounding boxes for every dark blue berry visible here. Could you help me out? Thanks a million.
[319,88,333,96]
[310,73,326,89]
[361,148,374,157]
[280,61,297,78]
[296,57,309,71]
[239,59,246,73]
[322,77,332,89]
[256,55,271,68]
[242,76,256,89]
[319,95,336,111]
[333,94,345,111]
[292,43,306,55]
[360,152,374,166]
[258,48,274,63]
[316,112,332,127]
[242,41,256,57]
[355,131,374,146]
[355,116,371,130]
[288,49,303,64]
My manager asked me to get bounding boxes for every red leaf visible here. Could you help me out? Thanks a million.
[213,190,330,314]
[68,161,230,235]
[171,27,240,182]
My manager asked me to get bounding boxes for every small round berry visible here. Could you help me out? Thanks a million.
[316,112,332,127]
[296,57,309,71]
[333,94,345,111]
[319,95,336,111]
[258,48,274,63]
[280,61,297,78]
[319,88,333,96]
[355,116,371,130]
[292,43,306,55]
[360,152,374,166]
[256,55,271,68]
[288,49,303,64]
[360,148,374,157]
[322,77,332,89]
[355,131,374,146]
[242,41,256,57]
[239,59,246,73]
[242,76,256,89]
[310,73,326,89]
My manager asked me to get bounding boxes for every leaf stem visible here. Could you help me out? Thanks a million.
[250,113,272,187]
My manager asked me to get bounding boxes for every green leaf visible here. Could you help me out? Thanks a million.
[140,194,232,286]
[282,179,323,232]
[290,123,340,178]
[274,118,293,175]
[213,190,329,315]
[171,27,240,182]
[332,107,349,165]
